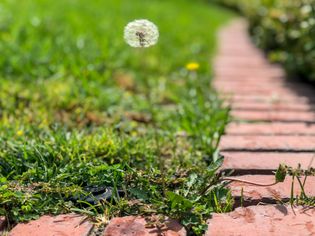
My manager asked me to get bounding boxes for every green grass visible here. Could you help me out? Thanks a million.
[0,0,234,234]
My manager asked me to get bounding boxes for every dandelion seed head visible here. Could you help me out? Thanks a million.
[124,19,159,48]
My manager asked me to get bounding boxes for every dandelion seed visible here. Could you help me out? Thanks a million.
[186,62,200,71]
[124,19,159,48]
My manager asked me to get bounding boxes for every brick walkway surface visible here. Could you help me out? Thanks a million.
[206,205,315,236]
[210,19,315,235]
[3,19,315,236]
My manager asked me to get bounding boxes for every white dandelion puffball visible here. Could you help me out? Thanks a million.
[124,19,159,48]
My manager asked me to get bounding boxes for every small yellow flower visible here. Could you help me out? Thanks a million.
[17,130,24,136]
[186,62,200,71]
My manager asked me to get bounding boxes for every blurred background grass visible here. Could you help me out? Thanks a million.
[0,0,234,130]
[1,0,231,79]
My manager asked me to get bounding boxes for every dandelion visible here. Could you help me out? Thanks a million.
[123,19,165,195]
[16,130,24,136]
[124,19,159,48]
[186,62,200,71]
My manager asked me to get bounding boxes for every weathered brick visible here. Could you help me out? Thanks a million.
[215,75,283,83]
[206,205,315,236]
[215,84,315,97]
[218,42,254,49]
[215,67,285,78]
[220,152,315,174]
[220,90,313,99]
[230,94,315,103]
[217,50,263,58]
[226,175,315,205]
[218,45,263,55]
[214,80,313,90]
[9,214,93,236]
[211,18,315,236]
[215,83,286,93]
[226,123,315,135]
[218,86,315,98]
[214,18,315,236]
[214,79,285,86]
[219,136,315,151]
[214,57,269,68]
[230,102,313,111]
[103,216,186,236]
[232,110,315,122]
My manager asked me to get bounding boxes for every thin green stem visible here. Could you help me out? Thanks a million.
[148,92,166,197]
[200,177,278,196]
[142,70,166,198]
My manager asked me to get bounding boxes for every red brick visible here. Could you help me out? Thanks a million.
[230,94,314,103]
[220,152,315,173]
[215,64,276,71]
[215,75,283,83]
[219,34,250,41]
[206,205,315,236]
[9,214,93,236]
[214,80,285,86]
[212,19,315,235]
[215,67,285,78]
[229,101,313,112]
[227,175,315,205]
[214,80,309,89]
[214,57,269,68]
[232,110,315,122]
[217,41,254,49]
[225,91,306,103]
[218,44,251,50]
[226,123,315,135]
[215,55,265,62]
[103,216,186,236]
[215,84,286,93]
[215,83,315,97]
[218,44,261,54]
[219,136,315,151]
[222,90,305,98]
[217,50,263,58]
[218,37,250,44]
[220,89,315,98]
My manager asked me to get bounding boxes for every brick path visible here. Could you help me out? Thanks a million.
[2,19,315,236]
[209,19,315,235]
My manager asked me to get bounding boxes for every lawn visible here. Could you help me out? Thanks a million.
[0,0,234,234]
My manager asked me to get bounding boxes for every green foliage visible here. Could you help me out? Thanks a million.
[280,164,315,207]
[275,164,287,183]
[0,0,235,234]
[215,0,315,82]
